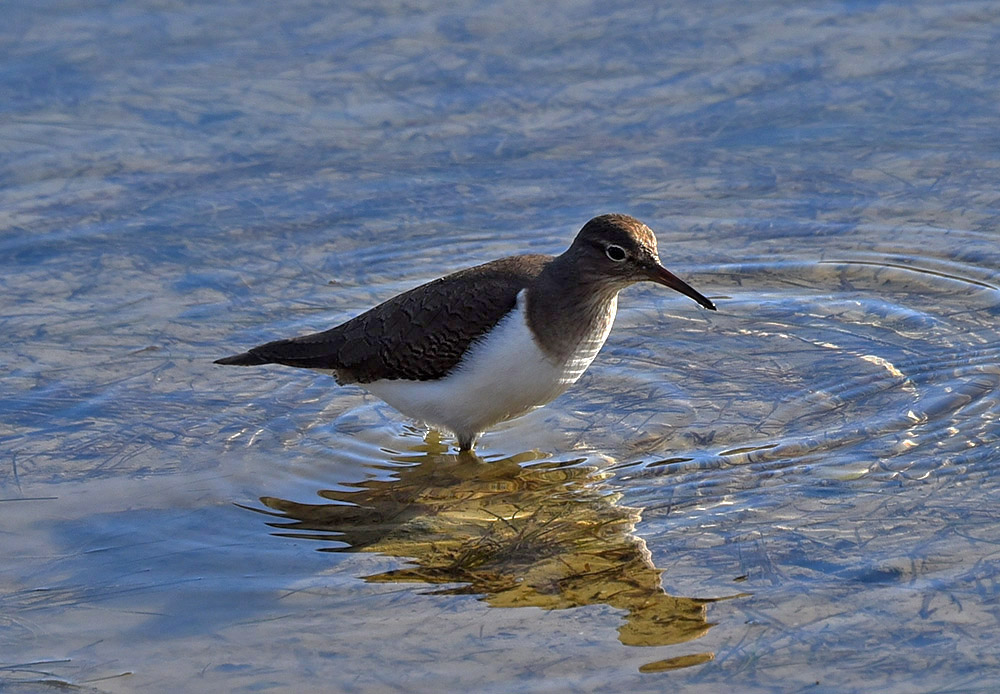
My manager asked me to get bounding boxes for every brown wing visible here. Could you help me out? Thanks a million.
[215,254,551,383]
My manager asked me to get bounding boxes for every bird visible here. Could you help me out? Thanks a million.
[215,214,716,451]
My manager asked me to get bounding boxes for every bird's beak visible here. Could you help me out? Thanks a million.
[648,264,717,311]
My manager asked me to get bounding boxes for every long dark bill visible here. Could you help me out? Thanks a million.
[649,265,717,311]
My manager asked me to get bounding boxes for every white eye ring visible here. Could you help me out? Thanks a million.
[605,244,627,262]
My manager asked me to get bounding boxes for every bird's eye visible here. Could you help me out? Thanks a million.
[605,244,627,262]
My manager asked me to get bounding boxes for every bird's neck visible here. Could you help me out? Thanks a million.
[525,259,622,363]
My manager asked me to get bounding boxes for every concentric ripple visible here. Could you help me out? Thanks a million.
[604,246,1000,516]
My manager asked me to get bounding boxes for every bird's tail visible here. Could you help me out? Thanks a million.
[214,351,271,366]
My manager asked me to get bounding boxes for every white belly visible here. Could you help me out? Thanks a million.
[362,291,615,442]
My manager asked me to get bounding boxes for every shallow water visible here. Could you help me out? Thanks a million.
[3,1,1000,692]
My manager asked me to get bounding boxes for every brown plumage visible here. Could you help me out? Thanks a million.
[216,255,550,383]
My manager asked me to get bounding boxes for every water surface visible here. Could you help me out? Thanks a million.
[3,1,1000,692]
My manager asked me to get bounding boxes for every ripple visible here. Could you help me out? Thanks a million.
[818,258,1000,290]
[604,250,1000,523]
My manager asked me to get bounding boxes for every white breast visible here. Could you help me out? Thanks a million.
[362,290,617,442]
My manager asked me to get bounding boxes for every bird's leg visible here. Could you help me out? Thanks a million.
[457,432,479,452]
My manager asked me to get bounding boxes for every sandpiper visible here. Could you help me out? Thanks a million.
[216,214,716,450]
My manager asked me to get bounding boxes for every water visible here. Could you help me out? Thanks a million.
[3,1,1000,692]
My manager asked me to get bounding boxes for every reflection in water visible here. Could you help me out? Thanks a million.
[248,434,725,669]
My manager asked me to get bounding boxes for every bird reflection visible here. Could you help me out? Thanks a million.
[248,433,721,663]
